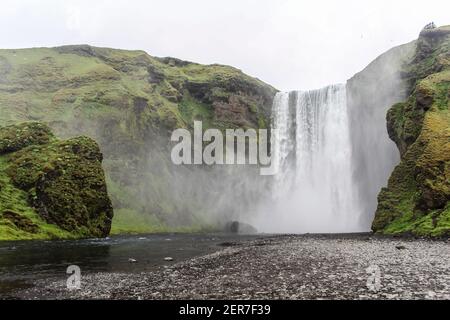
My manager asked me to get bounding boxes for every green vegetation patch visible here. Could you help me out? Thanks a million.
[0,122,113,241]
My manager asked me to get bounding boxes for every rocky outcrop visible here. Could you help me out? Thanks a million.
[372,26,450,237]
[0,122,113,240]
[224,221,258,234]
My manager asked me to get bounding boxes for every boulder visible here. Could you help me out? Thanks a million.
[224,221,258,234]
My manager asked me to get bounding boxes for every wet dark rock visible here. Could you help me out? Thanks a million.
[217,242,240,247]
[147,65,165,84]
[224,221,258,235]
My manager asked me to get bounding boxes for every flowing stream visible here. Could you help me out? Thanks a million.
[0,233,264,297]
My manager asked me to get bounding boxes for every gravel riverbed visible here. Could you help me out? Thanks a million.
[12,234,450,300]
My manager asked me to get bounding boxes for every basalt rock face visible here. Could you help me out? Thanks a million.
[0,122,113,240]
[0,46,277,233]
[372,26,450,237]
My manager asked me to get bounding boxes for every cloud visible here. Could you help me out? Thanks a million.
[65,5,81,31]
[0,0,449,90]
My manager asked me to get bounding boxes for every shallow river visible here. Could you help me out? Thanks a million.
[0,233,265,297]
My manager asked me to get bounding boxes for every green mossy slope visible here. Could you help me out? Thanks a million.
[0,122,113,240]
[0,45,277,233]
[373,26,450,237]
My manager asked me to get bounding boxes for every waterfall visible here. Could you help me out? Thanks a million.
[260,84,365,233]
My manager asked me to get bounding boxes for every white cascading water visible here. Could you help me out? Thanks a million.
[259,84,365,233]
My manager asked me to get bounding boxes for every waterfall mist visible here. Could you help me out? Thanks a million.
[346,41,416,227]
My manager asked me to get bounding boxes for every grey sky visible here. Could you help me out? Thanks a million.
[1,0,449,90]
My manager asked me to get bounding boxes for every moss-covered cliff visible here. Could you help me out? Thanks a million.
[0,45,277,233]
[373,26,450,237]
[0,122,113,240]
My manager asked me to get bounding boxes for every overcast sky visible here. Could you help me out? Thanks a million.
[1,0,449,90]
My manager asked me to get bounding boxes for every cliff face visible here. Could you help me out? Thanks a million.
[0,122,113,240]
[372,26,450,237]
[346,40,416,228]
[0,46,277,233]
